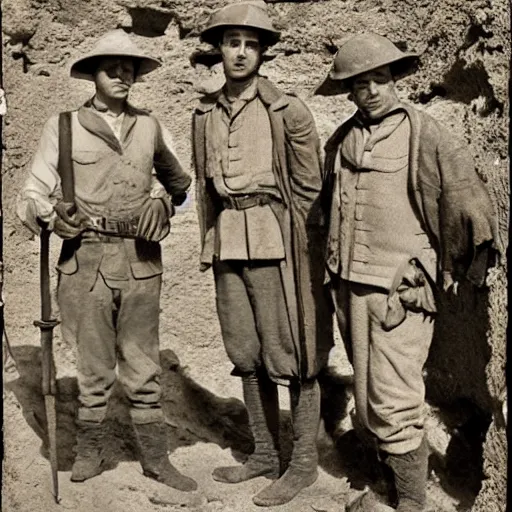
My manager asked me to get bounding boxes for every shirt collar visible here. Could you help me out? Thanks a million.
[217,76,259,111]
[90,95,125,118]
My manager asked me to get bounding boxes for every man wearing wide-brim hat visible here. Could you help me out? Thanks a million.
[17,29,196,491]
[193,1,333,507]
[317,33,498,511]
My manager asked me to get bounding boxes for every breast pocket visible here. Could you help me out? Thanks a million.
[71,151,117,203]
[72,150,106,165]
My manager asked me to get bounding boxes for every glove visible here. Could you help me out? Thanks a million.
[136,198,171,242]
[53,201,90,240]
[383,259,436,331]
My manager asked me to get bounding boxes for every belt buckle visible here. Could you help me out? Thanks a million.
[234,194,253,210]
[89,216,106,231]
[232,196,243,210]
[117,217,139,237]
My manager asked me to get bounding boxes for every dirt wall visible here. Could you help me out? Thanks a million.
[2,0,509,510]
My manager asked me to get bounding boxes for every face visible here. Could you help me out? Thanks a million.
[349,65,399,120]
[220,28,262,81]
[94,57,135,100]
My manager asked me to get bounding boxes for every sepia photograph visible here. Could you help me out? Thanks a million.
[1,0,509,511]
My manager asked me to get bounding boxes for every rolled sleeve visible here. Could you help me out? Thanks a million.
[17,116,62,232]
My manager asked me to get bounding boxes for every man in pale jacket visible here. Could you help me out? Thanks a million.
[17,30,196,491]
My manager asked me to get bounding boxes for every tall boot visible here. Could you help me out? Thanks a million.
[213,371,280,483]
[253,379,320,507]
[133,420,197,492]
[70,420,105,482]
[383,437,428,512]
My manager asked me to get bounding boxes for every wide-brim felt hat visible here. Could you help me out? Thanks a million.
[70,29,161,81]
[200,1,280,47]
[315,32,419,95]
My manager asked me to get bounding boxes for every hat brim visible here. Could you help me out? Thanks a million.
[70,53,161,82]
[189,49,276,68]
[200,25,280,47]
[314,54,419,96]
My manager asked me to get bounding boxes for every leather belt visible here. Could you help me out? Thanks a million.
[87,215,140,238]
[222,193,280,210]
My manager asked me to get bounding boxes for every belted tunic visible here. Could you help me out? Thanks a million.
[19,99,191,286]
[193,77,334,381]
[200,80,284,262]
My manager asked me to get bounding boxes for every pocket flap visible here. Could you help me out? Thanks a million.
[72,151,104,165]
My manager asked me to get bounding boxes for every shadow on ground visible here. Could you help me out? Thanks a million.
[5,346,256,474]
[5,344,486,509]
[5,346,298,477]
[317,369,486,510]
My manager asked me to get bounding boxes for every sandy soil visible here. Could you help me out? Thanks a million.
[3,204,469,512]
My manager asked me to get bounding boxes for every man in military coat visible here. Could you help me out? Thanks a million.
[192,1,333,507]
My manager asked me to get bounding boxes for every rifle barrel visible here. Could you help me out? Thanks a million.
[45,395,60,503]
[35,228,60,503]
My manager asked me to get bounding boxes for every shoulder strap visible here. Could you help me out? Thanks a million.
[57,111,74,204]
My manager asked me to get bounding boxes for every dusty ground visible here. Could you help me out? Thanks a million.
[3,205,467,512]
[2,0,509,511]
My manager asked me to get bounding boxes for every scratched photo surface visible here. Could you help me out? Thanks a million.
[1,1,509,511]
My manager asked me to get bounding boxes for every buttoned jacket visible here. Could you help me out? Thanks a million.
[324,103,498,289]
[192,77,334,380]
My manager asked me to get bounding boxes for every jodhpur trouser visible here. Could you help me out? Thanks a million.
[337,281,434,455]
[58,260,164,425]
[213,260,298,384]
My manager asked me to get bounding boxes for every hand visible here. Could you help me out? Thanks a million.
[53,202,90,239]
[53,217,85,239]
[442,271,459,296]
[136,198,170,242]
[22,198,45,234]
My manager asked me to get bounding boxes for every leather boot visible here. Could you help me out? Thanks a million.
[383,438,428,512]
[133,421,197,492]
[213,371,280,483]
[253,379,320,507]
[347,489,395,511]
[70,420,105,482]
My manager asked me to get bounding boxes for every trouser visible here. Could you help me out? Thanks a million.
[213,260,298,383]
[58,269,164,424]
[340,281,434,455]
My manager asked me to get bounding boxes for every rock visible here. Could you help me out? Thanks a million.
[1,0,39,44]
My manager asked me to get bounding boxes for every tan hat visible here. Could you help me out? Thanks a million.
[70,30,161,81]
[315,33,418,95]
[200,1,280,47]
